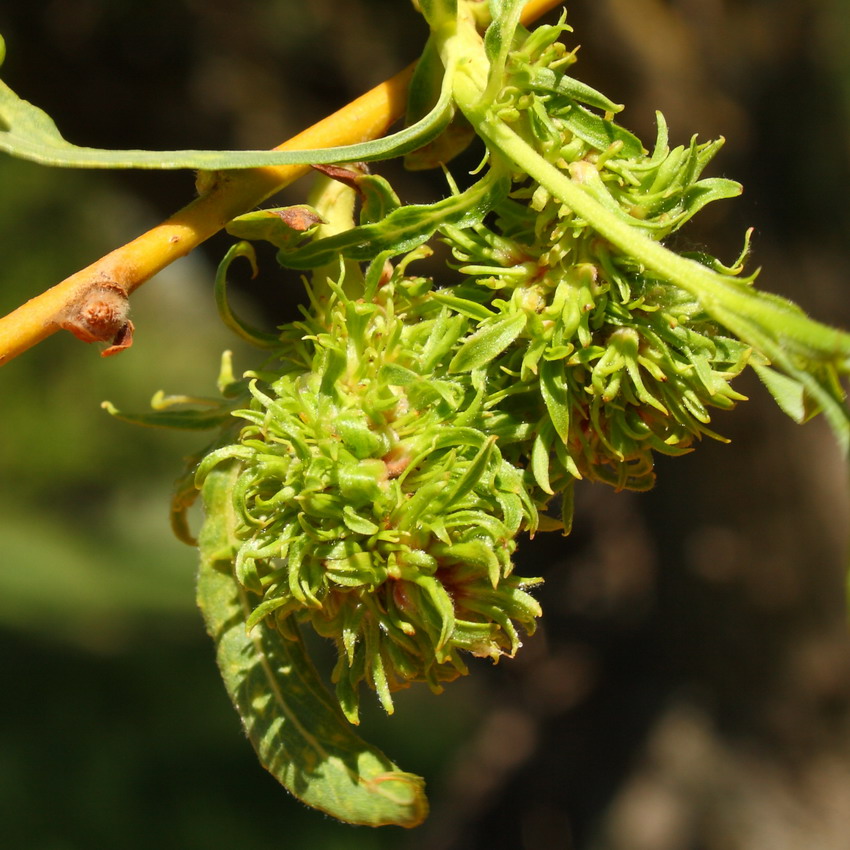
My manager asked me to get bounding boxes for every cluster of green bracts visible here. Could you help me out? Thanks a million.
[197,239,544,722]
[189,12,788,720]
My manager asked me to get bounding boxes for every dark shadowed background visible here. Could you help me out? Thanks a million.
[1,2,849,848]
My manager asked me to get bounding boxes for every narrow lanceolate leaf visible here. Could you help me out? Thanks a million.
[522,67,624,115]
[101,400,235,430]
[751,363,808,424]
[531,430,553,495]
[404,36,476,170]
[196,464,428,828]
[278,168,509,267]
[483,0,526,103]
[0,62,452,169]
[214,243,281,348]
[539,358,570,443]
[449,311,527,373]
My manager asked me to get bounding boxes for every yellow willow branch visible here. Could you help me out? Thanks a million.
[0,0,563,365]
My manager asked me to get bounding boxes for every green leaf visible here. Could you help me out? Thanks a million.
[438,539,502,587]
[560,99,643,159]
[214,242,281,348]
[539,357,570,443]
[404,36,475,169]
[444,435,497,508]
[531,430,553,495]
[225,205,324,248]
[751,363,808,423]
[417,310,468,373]
[553,72,624,115]
[448,310,527,372]
[429,426,489,451]
[101,399,235,431]
[405,37,447,133]
[0,51,454,169]
[483,0,525,104]
[342,505,381,536]
[278,168,510,267]
[378,363,422,385]
[410,574,456,653]
[311,164,402,225]
[432,291,496,321]
[561,478,575,536]
[358,173,403,224]
[710,301,850,454]
[197,464,428,827]
[515,66,624,114]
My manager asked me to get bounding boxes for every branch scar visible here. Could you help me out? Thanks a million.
[58,279,135,356]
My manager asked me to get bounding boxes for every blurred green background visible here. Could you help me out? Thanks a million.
[1,2,850,848]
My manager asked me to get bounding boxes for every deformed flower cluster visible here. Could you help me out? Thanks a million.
[196,251,544,722]
[439,18,753,492]
[160,17,757,720]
